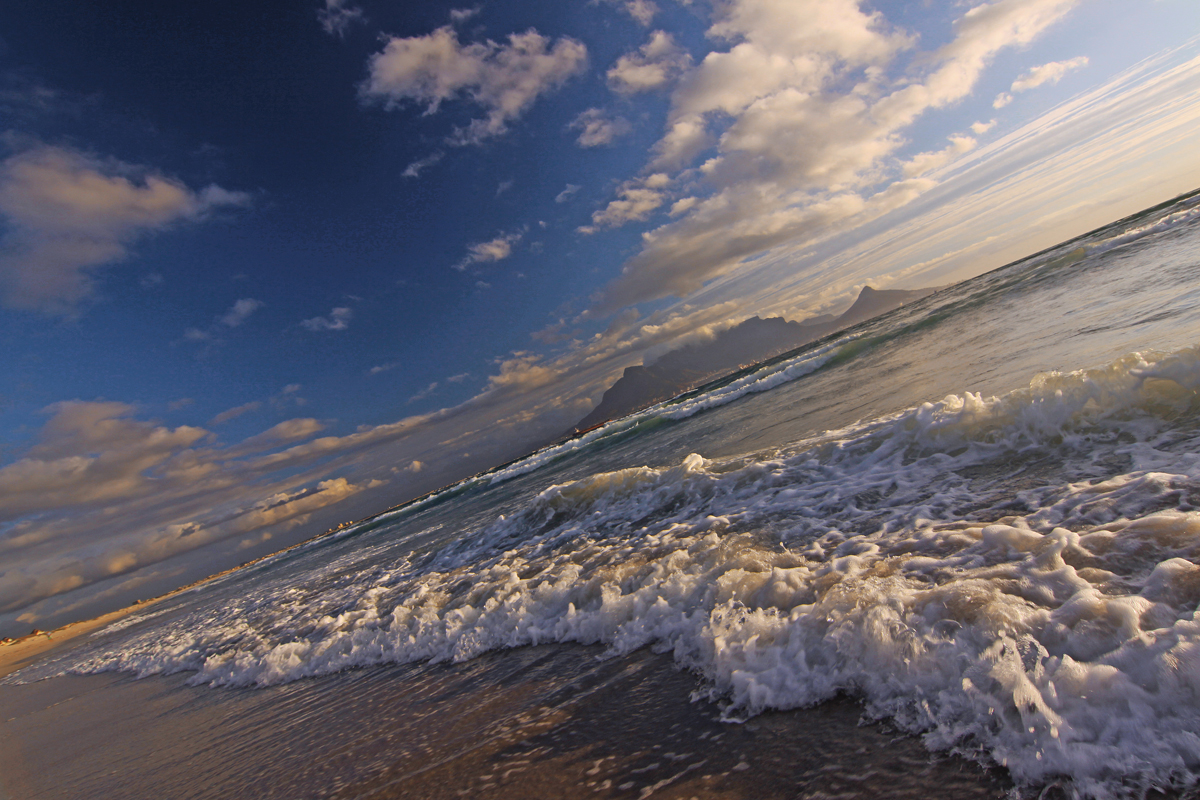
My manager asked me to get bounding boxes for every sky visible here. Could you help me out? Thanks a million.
[2,0,1200,637]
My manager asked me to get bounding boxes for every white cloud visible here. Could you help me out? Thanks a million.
[361,26,588,144]
[597,0,659,26]
[971,119,998,134]
[449,7,480,24]
[317,0,365,37]
[0,401,207,520]
[455,229,523,270]
[569,108,632,147]
[582,174,671,231]
[0,145,248,314]
[555,183,581,203]
[995,55,1089,107]
[301,306,353,331]
[1012,56,1089,92]
[402,151,444,178]
[608,31,692,95]
[368,362,398,375]
[901,135,977,178]
[485,353,558,393]
[220,298,264,328]
[184,297,265,343]
[409,381,439,402]
[589,0,1084,312]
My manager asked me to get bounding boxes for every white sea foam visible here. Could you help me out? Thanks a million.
[34,344,1200,798]
[1087,194,1200,257]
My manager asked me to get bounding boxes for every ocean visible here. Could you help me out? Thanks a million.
[4,190,1200,799]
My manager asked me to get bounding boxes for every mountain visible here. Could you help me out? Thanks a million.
[568,285,934,434]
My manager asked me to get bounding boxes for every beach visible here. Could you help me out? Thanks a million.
[1,643,1007,799]
[5,194,1200,799]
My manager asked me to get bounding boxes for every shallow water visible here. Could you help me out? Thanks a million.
[0,646,1008,800]
[7,191,1200,799]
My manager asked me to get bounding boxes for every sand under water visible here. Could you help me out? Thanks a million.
[1,643,1009,799]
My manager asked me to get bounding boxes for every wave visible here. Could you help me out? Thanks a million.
[25,344,1200,798]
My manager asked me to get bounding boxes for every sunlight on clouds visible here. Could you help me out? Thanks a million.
[711,45,1200,321]
[0,145,248,314]
[597,0,659,26]
[591,0,1084,312]
[455,229,524,270]
[362,26,587,144]
[607,31,692,95]
[582,174,672,231]
[570,108,632,147]
[996,55,1089,106]
[902,136,977,178]
[0,401,207,520]
[486,353,559,393]
[1012,56,1089,92]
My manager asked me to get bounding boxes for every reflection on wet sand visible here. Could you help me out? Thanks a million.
[0,644,1006,799]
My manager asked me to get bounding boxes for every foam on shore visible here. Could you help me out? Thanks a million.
[18,344,1200,799]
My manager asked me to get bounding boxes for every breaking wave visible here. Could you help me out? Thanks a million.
[30,344,1200,798]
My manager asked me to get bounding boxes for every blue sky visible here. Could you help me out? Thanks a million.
[1,0,1199,636]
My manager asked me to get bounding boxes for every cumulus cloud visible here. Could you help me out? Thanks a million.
[971,119,997,134]
[485,353,558,393]
[597,0,659,26]
[581,174,671,231]
[0,145,249,314]
[589,0,1084,312]
[607,31,692,95]
[301,306,352,331]
[569,108,632,148]
[996,55,1089,106]
[317,0,365,37]
[455,229,523,270]
[1012,56,1088,91]
[0,402,207,520]
[361,26,588,144]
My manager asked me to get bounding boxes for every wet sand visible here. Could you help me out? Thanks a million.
[0,643,1009,799]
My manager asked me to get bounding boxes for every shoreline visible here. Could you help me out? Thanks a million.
[0,552,278,679]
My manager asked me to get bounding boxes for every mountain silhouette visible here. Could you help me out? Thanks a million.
[568,285,933,434]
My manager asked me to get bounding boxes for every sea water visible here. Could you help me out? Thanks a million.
[7,191,1200,799]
